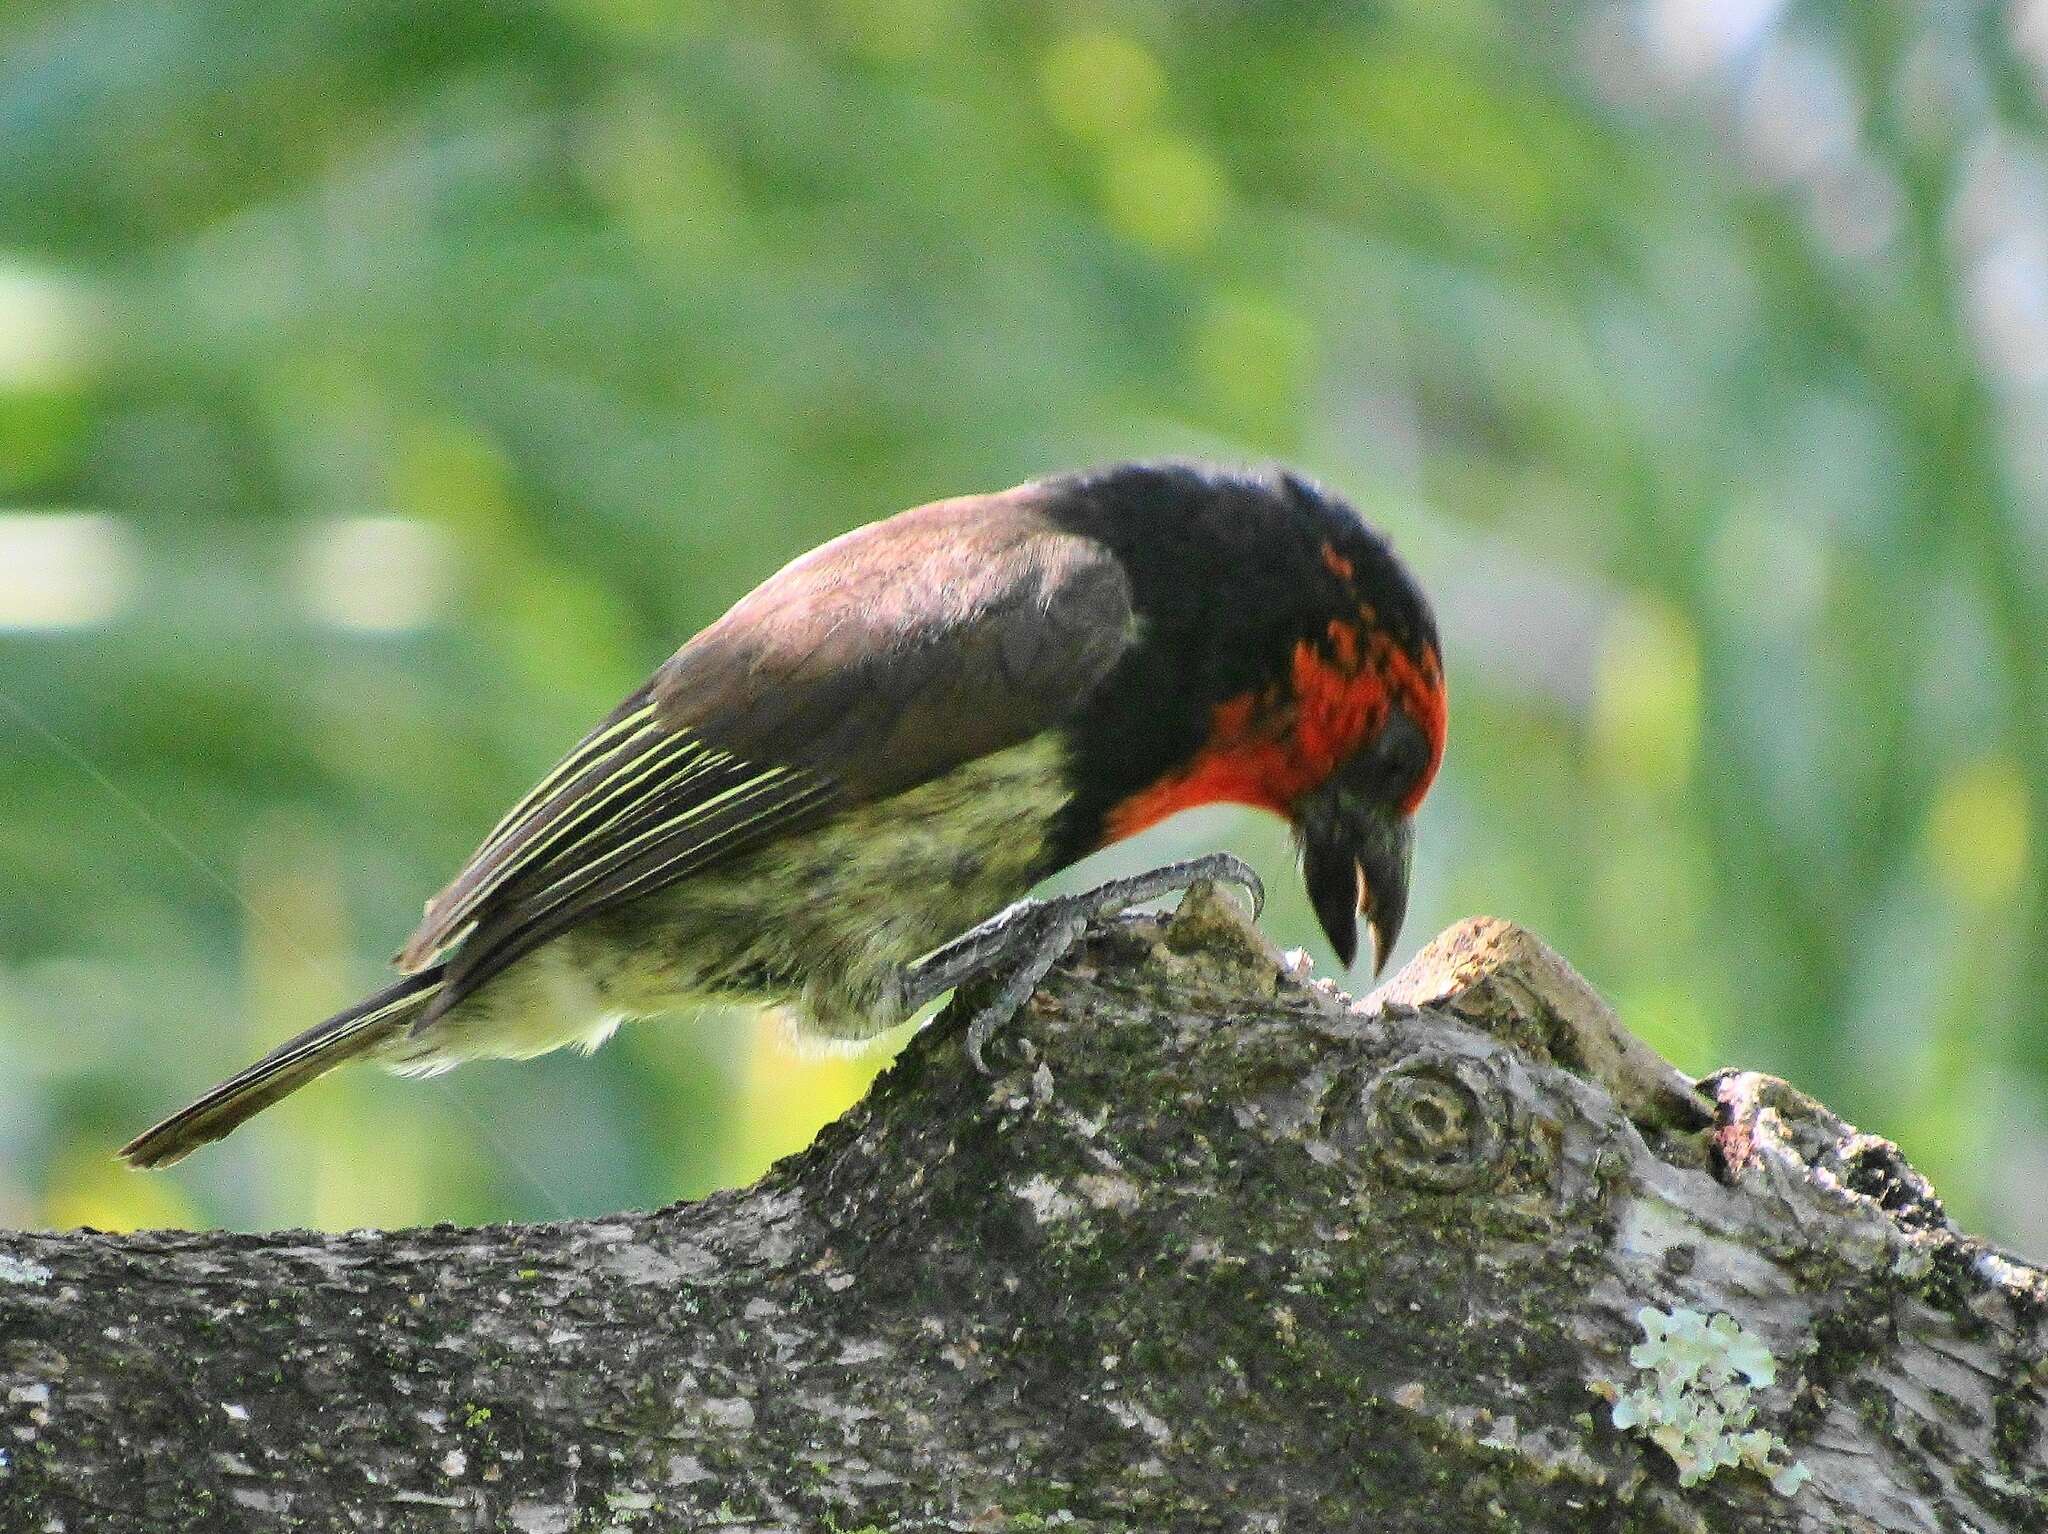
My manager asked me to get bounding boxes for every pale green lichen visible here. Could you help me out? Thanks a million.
[1608,1306,1810,1495]
[0,1255,51,1286]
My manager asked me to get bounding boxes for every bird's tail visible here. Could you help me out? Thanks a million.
[119,970,445,1170]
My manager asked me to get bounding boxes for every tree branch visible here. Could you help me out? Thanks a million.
[3,894,2042,1532]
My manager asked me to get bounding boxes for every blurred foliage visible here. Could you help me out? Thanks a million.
[0,0,2043,1251]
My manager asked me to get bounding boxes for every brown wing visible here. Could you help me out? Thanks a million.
[399,486,1132,1015]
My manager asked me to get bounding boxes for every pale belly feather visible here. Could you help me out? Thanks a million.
[381,733,1071,1071]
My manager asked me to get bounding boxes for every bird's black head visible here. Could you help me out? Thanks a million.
[1042,460,1447,974]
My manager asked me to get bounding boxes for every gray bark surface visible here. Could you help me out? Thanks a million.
[2,894,2043,1532]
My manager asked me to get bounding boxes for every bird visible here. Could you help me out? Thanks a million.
[120,460,1447,1169]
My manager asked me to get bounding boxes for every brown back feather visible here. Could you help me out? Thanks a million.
[400,486,1132,1019]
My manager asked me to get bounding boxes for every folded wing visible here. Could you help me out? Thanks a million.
[398,487,1132,1019]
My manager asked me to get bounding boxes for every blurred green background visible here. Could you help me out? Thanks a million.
[0,0,2042,1252]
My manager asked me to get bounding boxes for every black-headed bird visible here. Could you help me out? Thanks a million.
[122,461,1446,1168]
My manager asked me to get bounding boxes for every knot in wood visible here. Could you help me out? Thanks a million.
[1360,1052,1507,1191]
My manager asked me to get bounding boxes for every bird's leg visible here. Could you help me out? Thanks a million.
[896,852,1264,1074]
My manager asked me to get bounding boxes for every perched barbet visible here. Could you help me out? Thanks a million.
[123,461,1446,1168]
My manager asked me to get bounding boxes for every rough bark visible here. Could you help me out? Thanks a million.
[2,895,2043,1533]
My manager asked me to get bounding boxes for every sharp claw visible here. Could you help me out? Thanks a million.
[1200,853,1263,918]
[1238,863,1266,918]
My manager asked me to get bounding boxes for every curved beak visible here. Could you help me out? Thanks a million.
[1299,794,1414,976]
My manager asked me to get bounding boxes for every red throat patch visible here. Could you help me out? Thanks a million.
[1103,623,1446,843]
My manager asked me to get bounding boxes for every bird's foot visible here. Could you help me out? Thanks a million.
[902,852,1264,1074]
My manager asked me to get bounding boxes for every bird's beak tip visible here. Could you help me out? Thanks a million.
[1333,929,1359,971]
[1299,797,1413,979]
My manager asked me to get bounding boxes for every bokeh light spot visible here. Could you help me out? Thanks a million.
[727,1011,906,1185]
[1644,0,1788,83]
[295,516,455,634]
[1590,598,1702,795]
[0,262,94,392]
[0,512,135,630]
[44,1144,198,1233]
[1099,133,1227,253]
[1039,30,1166,142]
[1192,289,1315,439]
[1925,756,2032,910]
